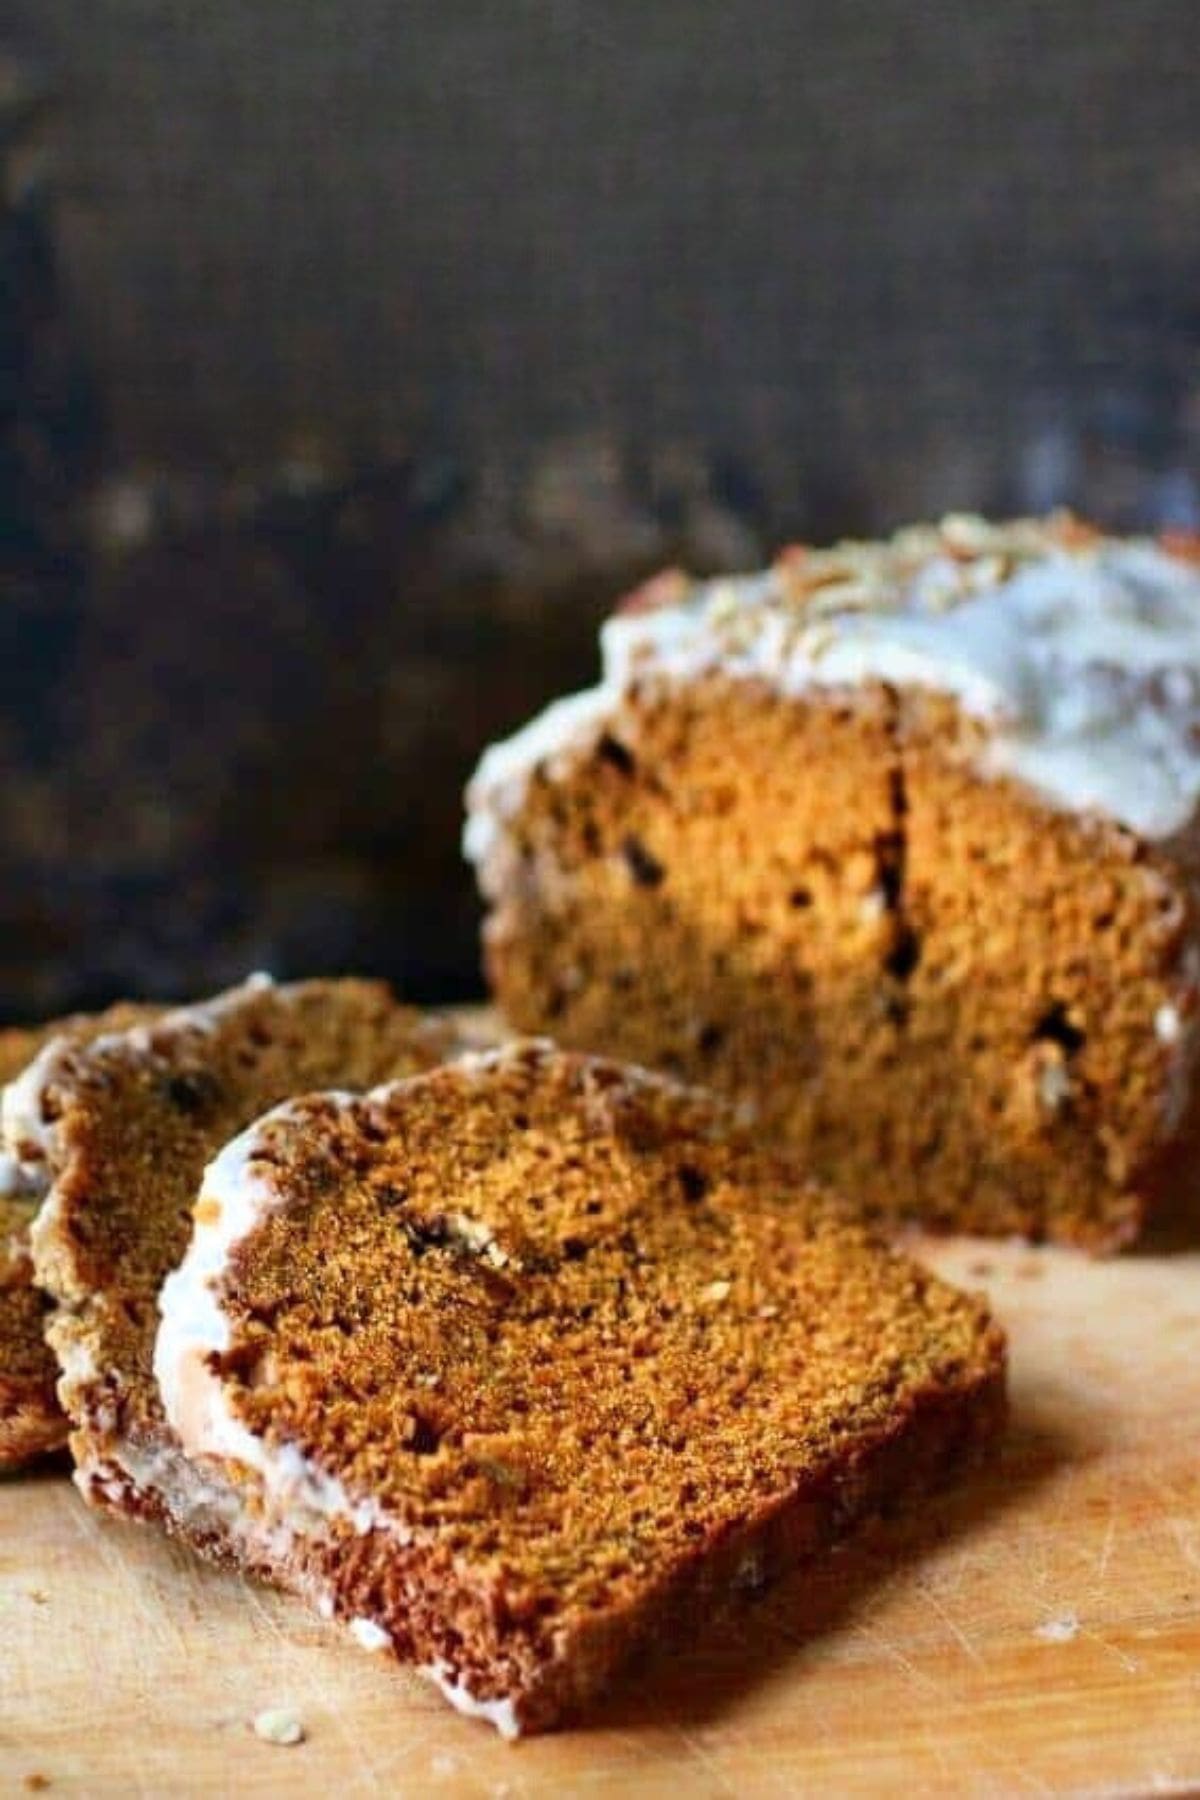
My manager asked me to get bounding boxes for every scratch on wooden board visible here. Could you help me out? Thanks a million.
[939,1713,1057,1800]
[849,1621,950,1703]
[672,1726,743,1798]
[910,1718,959,1786]
[916,1581,986,1669]
[1077,1621,1142,1677]
[1163,1511,1200,1577]
[850,1622,1059,1798]
[235,1571,291,1643]
[999,1757,1056,1798]
[1095,1504,1118,1584]
[1027,1581,1140,1676]
[59,1490,188,1661]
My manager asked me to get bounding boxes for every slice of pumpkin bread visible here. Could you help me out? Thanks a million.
[157,1040,1005,1736]
[466,516,1200,1249]
[0,1007,157,1468]
[17,976,467,1546]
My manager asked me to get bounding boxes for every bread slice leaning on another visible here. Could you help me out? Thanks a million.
[156,1039,1006,1737]
[12,975,470,1553]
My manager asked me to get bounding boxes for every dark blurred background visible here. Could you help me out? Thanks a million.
[2,3,1199,1019]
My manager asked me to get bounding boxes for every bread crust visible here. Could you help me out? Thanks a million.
[162,1041,1006,1734]
[0,1007,157,1469]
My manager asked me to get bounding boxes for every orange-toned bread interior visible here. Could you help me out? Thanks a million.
[209,1046,1004,1732]
[483,676,1196,1248]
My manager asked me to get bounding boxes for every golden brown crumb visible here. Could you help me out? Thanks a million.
[200,1041,1005,1734]
[480,667,1198,1250]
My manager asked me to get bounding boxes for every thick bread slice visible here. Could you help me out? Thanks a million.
[466,517,1200,1249]
[19,976,468,1544]
[157,1040,1006,1736]
[0,1008,157,1468]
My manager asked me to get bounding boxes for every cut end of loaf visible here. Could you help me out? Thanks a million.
[467,519,1200,1250]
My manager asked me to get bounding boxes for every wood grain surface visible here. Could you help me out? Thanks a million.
[5,1236,1199,1795]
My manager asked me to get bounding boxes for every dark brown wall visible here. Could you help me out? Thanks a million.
[13,0,1200,517]
[1,4,1199,1016]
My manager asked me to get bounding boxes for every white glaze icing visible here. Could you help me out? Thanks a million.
[1154,1003,1183,1045]
[350,1617,393,1652]
[154,1094,385,1537]
[0,1150,31,1200]
[154,1044,557,1514]
[464,519,1200,863]
[3,1034,72,1189]
[462,689,618,869]
[419,1662,523,1741]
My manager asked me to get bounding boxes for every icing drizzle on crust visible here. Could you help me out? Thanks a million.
[464,514,1200,864]
[420,1662,522,1740]
[155,1092,385,1536]
[156,1042,628,1533]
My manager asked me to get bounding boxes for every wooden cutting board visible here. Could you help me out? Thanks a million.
[4,1236,1200,1793]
